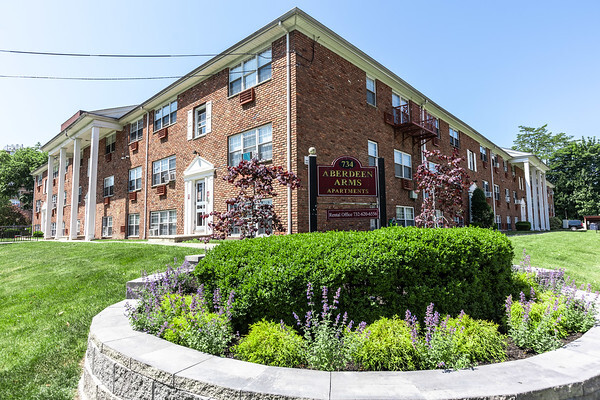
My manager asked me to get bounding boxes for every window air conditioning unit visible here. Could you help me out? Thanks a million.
[401,178,413,190]
[129,191,137,201]
[158,127,168,139]
[168,171,176,182]
[156,185,166,195]
[130,141,139,152]
[104,197,110,205]
[409,190,418,200]
[149,228,159,237]
[239,87,255,105]
[485,191,492,198]
[120,225,126,233]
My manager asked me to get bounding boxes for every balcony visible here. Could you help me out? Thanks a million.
[384,101,439,146]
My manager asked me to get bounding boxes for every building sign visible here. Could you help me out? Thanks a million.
[317,156,378,197]
[327,208,379,220]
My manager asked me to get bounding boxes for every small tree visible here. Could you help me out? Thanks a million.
[208,158,300,240]
[470,188,494,228]
[414,149,471,228]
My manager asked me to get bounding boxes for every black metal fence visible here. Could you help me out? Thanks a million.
[0,225,38,242]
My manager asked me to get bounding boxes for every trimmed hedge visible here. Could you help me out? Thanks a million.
[515,221,531,231]
[194,227,514,331]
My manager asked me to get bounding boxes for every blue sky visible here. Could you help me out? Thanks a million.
[1,0,598,150]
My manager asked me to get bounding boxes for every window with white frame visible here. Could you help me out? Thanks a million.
[480,146,488,162]
[449,127,460,148]
[129,167,142,191]
[229,48,272,96]
[103,176,114,197]
[152,156,176,185]
[467,149,477,171]
[78,186,82,203]
[513,190,518,203]
[154,100,177,131]
[518,176,524,190]
[105,133,116,154]
[37,174,43,186]
[102,216,113,237]
[395,206,415,227]
[394,150,412,179]
[63,190,67,205]
[512,165,516,177]
[228,124,272,166]
[492,154,499,168]
[503,160,508,172]
[77,220,81,235]
[150,210,177,236]
[43,179,47,194]
[392,93,409,123]
[195,104,207,138]
[256,199,273,236]
[494,184,500,201]
[505,188,510,202]
[51,194,57,208]
[428,161,438,173]
[507,215,512,230]
[51,222,56,236]
[128,213,140,237]
[62,221,66,236]
[366,76,376,106]
[495,215,502,230]
[52,164,59,178]
[34,224,40,232]
[64,158,70,174]
[482,180,490,196]
[368,140,378,166]
[130,118,143,143]
[35,200,41,212]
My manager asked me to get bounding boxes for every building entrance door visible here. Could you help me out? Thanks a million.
[195,180,207,232]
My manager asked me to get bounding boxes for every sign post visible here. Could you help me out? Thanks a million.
[377,157,387,228]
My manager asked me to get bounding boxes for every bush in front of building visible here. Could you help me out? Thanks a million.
[470,188,494,228]
[515,221,531,231]
[194,226,514,331]
[549,216,562,230]
[32,230,44,237]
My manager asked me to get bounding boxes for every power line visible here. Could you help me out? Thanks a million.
[0,49,267,58]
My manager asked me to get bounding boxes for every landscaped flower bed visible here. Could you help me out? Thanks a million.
[126,227,598,372]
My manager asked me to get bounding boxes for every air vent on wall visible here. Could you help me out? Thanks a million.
[239,88,255,105]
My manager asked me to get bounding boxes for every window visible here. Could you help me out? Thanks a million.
[128,213,140,237]
[37,174,43,186]
[366,76,376,106]
[256,199,273,236]
[480,146,488,162]
[368,141,378,166]
[150,210,177,236]
[467,149,477,171]
[51,194,57,209]
[65,158,70,173]
[102,216,113,237]
[513,191,518,203]
[63,190,67,205]
[503,161,508,172]
[512,165,516,177]
[52,164,59,179]
[228,124,272,166]
[105,133,116,154]
[154,100,177,131]
[492,154,499,168]
[34,224,40,232]
[428,162,438,173]
[62,221,66,236]
[130,118,143,143]
[395,206,415,227]
[195,104,207,138]
[449,127,460,148]
[43,179,47,194]
[78,186,82,203]
[152,156,176,185]
[51,222,56,236]
[229,48,272,96]
[482,180,490,196]
[494,184,500,201]
[495,215,502,230]
[507,216,512,230]
[129,167,142,191]
[505,188,510,202]
[394,150,412,179]
[77,220,81,235]
[518,176,524,190]
[103,176,114,197]
[35,200,41,213]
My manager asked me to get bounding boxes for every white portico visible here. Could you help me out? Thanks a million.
[40,107,133,240]
[503,149,551,231]
[183,155,215,236]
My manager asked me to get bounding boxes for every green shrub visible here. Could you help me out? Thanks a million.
[352,316,417,371]
[233,320,305,368]
[470,188,494,228]
[194,226,514,331]
[549,216,562,230]
[515,221,531,231]
[32,230,44,238]
[447,315,507,364]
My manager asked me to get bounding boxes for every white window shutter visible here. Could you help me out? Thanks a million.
[205,101,212,134]
[187,109,193,140]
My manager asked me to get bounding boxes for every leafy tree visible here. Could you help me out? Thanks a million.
[0,145,47,210]
[512,124,573,164]
[209,158,300,240]
[0,195,29,226]
[414,149,471,227]
[548,137,600,219]
[470,188,494,228]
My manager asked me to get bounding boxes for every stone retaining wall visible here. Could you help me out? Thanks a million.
[80,298,600,400]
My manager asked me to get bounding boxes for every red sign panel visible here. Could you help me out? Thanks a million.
[317,156,378,197]
[327,208,380,220]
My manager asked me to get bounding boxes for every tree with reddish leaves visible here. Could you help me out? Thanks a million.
[208,158,300,240]
[414,148,471,228]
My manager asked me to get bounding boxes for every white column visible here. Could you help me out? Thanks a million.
[85,126,100,241]
[531,167,540,230]
[523,161,534,230]
[55,148,67,238]
[541,173,550,230]
[70,138,81,239]
[44,155,55,239]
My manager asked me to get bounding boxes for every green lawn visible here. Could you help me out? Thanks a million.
[508,230,600,291]
[0,242,195,400]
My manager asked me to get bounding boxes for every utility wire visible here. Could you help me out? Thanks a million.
[0,49,268,58]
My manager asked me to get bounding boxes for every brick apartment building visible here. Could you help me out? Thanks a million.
[31,8,553,240]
